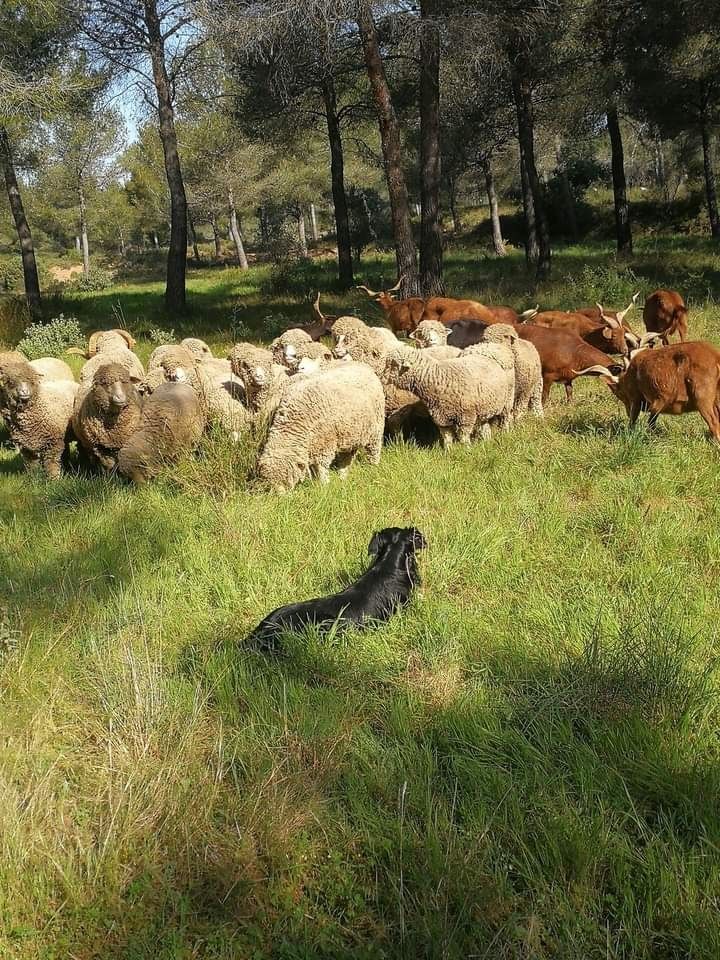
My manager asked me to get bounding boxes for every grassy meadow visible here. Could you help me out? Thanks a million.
[3,235,720,958]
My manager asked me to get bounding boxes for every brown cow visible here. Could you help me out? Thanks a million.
[356,279,425,335]
[643,290,688,343]
[575,340,720,439]
[529,304,631,355]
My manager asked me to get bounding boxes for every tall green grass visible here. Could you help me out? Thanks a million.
[2,239,720,958]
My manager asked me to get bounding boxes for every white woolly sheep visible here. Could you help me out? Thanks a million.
[0,351,78,477]
[180,337,213,360]
[29,357,75,381]
[409,320,462,359]
[73,361,143,472]
[117,381,204,484]
[474,323,543,419]
[69,329,136,360]
[384,345,514,447]
[271,329,314,367]
[230,343,289,420]
[257,362,385,492]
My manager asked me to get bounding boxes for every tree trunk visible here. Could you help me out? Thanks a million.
[0,126,41,317]
[78,182,90,278]
[143,0,187,310]
[419,0,444,296]
[483,159,506,257]
[309,202,319,242]
[511,65,551,280]
[606,103,632,256]
[321,76,353,288]
[447,174,461,233]
[554,135,578,241]
[701,114,720,239]
[211,217,222,259]
[75,235,81,252]
[518,149,538,266]
[228,187,249,268]
[119,230,126,257]
[357,0,419,296]
[187,209,201,263]
[153,232,159,249]
[297,207,308,256]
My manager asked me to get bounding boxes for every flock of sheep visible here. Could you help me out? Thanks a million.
[0,283,716,492]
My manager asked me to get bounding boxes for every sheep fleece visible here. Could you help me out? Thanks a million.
[258,363,385,491]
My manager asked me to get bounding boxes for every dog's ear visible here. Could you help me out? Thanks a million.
[368,529,391,556]
[408,528,427,551]
[368,531,383,556]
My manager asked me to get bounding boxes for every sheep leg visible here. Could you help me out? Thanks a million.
[438,426,455,449]
[312,452,333,484]
[365,434,383,465]
[529,386,544,418]
[456,421,474,444]
[335,450,356,479]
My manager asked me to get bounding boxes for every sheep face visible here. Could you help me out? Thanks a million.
[332,336,348,359]
[282,343,300,369]
[410,321,447,348]
[0,361,41,414]
[90,362,138,415]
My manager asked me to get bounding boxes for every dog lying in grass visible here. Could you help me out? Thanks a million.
[246,526,426,650]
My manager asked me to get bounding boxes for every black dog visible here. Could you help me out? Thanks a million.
[246,527,427,650]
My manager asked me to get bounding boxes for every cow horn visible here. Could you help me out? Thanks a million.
[616,294,638,322]
[572,364,619,383]
[520,306,538,322]
[639,331,664,348]
[311,291,326,322]
[356,284,381,298]
[624,330,640,349]
[387,275,404,293]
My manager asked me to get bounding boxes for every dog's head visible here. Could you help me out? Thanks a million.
[368,527,428,557]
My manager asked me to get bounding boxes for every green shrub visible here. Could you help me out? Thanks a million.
[16,313,84,359]
[69,266,114,291]
[146,326,176,345]
[564,263,642,307]
[259,259,323,301]
[0,296,29,349]
[0,258,23,291]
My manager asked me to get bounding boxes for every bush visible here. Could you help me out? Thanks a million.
[146,326,176,345]
[69,266,114,292]
[563,263,642,307]
[16,314,84,359]
[0,259,23,291]
[259,259,323,301]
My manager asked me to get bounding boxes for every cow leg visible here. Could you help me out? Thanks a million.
[564,381,573,403]
[697,399,720,442]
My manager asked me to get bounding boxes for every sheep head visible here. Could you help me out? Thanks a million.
[410,320,448,347]
[481,323,518,346]
[180,337,213,360]
[0,354,41,414]
[90,362,140,415]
